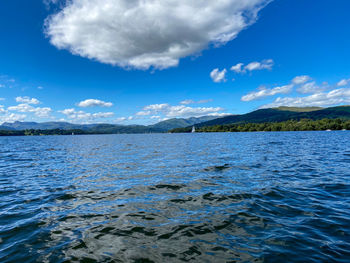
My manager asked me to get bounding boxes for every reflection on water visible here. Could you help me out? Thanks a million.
[0,132,350,262]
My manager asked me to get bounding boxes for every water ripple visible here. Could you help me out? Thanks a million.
[0,132,350,262]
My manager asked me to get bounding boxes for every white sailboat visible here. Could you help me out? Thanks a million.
[191,126,196,133]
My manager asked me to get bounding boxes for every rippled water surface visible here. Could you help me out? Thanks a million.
[1,132,350,262]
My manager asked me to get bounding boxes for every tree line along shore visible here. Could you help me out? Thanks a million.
[0,118,349,136]
[170,118,350,133]
[0,129,89,136]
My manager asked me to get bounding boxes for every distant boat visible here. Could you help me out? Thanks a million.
[191,126,196,133]
[72,132,74,135]
[342,129,347,131]
[326,129,332,132]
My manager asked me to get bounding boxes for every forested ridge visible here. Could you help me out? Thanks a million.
[170,119,350,133]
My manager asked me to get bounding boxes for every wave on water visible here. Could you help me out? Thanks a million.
[0,132,350,262]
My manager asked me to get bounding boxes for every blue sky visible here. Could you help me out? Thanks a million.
[0,0,350,125]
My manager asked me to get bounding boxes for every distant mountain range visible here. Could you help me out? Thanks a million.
[1,106,350,134]
[0,116,218,133]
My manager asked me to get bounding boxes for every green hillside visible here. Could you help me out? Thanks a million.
[2,106,350,135]
[274,106,323,112]
[171,118,350,133]
[194,106,350,128]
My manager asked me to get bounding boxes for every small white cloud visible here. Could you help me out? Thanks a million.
[0,75,14,82]
[150,116,161,119]
[180,99,212,105]
[115,117,126,123]
[136,111,151,116]
[230,59,273,74]
[0,98,5,101]
[128,116,134,121]
[143,104,170,111]
[43,0,60,8]
[78,99,113,108]
[230,63,244,73]
[16,96,40,105]
[245,59,274,72]
[92,112,114,118]
[241,84,293,101]
[210,68,227,83]
[180,99,195,105]
[197,99,213,104]
[337,79,350,87]
[292,75,312,85]
[37,86,44,90]
[60,108,75,115]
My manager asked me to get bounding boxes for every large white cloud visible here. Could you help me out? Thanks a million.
[8,103,52,118]
[0,113,26,124]
[166,105,227,118]
[16,96,40,105]
[45,0,270,69]
[0,105,27,124]
[240,75,324,102]
[241,84,293,101]
[136,103,230,118]
[296,81,325,94]
[261,88,350,108]
[59,108,114,123]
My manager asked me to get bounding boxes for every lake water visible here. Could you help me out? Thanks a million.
[0,132,349,262]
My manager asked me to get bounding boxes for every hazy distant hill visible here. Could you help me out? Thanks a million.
[0,125,16,131]
[2,107,349,134]
[0,121,93,130]
[194,106,350,128]
[0,116,218,133]
[149,116,217,130]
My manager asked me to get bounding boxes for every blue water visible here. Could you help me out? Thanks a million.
[0,132,349,262]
